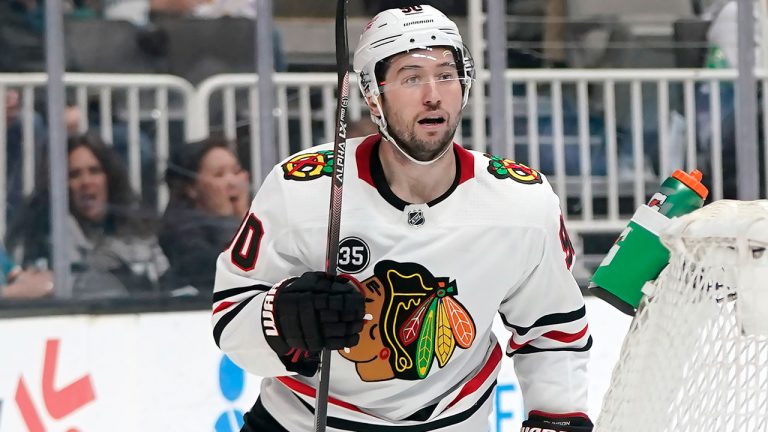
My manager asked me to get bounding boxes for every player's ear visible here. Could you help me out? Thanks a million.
[365,95,382,117]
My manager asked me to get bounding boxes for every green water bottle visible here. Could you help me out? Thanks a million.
[589,170,709,315]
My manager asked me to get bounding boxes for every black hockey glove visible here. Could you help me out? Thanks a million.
[262,271,365,357]
[521,412,594,432]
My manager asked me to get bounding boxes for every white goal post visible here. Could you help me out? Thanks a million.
[595,200,768,432]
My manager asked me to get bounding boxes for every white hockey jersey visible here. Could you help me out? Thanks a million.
[212,135,592,431]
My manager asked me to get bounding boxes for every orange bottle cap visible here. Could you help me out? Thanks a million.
[671,169,709,199]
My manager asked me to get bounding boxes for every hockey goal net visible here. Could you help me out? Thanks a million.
[595,200,768,432]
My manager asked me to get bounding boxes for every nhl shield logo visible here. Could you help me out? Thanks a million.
[407,209,425,227]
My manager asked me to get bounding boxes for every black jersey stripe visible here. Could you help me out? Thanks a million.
[508,335,593,357]
[212,296,256,348]
[293,382,496,431]
[499,305,586,336]
[212,284,270,304]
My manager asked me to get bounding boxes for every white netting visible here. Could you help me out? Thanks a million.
[596,200,768,432]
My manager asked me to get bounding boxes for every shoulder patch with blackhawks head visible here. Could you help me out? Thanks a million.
[484,153,542,185]
[281,150,334,181]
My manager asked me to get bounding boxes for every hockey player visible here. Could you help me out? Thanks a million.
[212,5,593,431]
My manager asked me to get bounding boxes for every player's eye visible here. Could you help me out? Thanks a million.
[403,75,422,86]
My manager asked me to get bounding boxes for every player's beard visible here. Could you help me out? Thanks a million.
[385,113,459,162]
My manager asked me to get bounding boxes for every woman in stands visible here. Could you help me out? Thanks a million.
[5,133,170,298]
[159,136,250,294]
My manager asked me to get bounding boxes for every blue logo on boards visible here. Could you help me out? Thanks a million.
[214,355,245,432]
[494,383,519,432]
[211,355,521,431]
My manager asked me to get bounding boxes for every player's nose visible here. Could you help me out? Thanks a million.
[422,80,442,106]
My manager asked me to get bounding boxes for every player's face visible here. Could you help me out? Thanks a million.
[68,146,108,223]
[378,48,463,162]
[192,147,246,216]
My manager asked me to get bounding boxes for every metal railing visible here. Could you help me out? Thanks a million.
[194,73,369,185]
[491,68,768,231]
[3,69,767,243]
[0,73,196,235]
[196,69,767,231]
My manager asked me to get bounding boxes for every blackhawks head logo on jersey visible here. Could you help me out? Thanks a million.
[340,260,476,382]
[484,153,542,185]
[281,150,334,180]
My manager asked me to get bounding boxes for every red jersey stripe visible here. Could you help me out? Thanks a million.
[276,376,364,414]
[447,343,502,409]
[508,324,589,350]
[542,324,589,344]
[355,134,380,187]
[212,301,237,315]
[455,144,475,185]
[508,339,531,350]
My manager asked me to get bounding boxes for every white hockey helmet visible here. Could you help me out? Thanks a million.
[352,5,474,165]
[353,5,473,104]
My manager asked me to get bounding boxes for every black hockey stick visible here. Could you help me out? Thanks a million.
[315,0,350,430]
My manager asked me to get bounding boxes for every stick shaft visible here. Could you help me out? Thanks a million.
[315,1,350,430]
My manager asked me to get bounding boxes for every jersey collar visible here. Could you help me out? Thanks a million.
[355,134,475,211]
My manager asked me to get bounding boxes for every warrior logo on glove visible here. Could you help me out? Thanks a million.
[340,260,476,382]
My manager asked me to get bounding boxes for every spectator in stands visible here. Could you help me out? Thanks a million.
[0,242,54,298]
[4,89,47,220]
[6,0,45,34]
[149,0,287,72]
[0,243,21,286]
[191,0,256,18]
[0,269,54,298]
[363,1,466,15]
[695,0,766,198]
[0,2,43,71]
[159,136,250,293]
[5,133,170,299]
[67,0,101,19]
[63,99,159,207]
[2,0,99,35]
[151,0,255,17]
[150,0,198,17]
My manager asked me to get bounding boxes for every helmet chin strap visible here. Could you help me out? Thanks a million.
[370,94,452,166]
